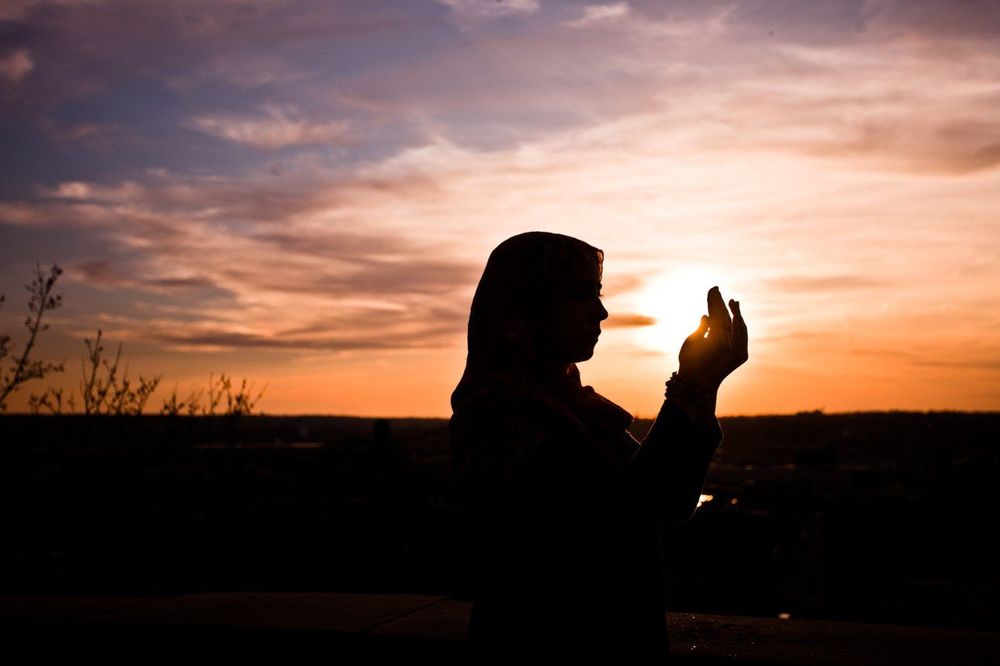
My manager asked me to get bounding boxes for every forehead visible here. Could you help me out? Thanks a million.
[551,255,602,292]
[556,245,600,275]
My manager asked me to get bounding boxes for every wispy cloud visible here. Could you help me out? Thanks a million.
[605,313,656,328]
[191,105,351,150]
[2,163,483,355]
[564,2,630,29]
[764,275,889,292]
[435,0,540,22]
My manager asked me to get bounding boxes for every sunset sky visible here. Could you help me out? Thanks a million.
[2,0,998,417]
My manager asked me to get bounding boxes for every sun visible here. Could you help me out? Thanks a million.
[630,265,735,356]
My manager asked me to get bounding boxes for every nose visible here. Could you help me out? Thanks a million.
[597,299,609,322]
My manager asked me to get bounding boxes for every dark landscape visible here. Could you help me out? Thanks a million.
[3,410,998,632]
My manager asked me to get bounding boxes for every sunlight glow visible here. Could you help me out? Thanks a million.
[631,266,736,355]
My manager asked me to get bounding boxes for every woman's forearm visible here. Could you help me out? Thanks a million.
[625,396,723,523]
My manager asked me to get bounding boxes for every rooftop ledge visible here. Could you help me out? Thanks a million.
[2,592,997,664]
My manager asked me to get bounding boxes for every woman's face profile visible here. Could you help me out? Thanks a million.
[535,256,609,365]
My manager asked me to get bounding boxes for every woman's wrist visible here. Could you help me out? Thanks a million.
[664,371,718,427]
[665,371,716,405]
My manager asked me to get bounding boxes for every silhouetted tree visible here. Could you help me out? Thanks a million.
[0,264,64,411]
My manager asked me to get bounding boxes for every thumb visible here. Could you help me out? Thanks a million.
[689,314,709,340]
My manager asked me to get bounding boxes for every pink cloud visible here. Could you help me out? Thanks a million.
[564,3,630,29]
[191,105,351,150]
[0,49,33,82]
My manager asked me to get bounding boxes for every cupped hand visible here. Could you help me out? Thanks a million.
[677,286,748,393]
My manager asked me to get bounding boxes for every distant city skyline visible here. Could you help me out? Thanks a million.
[2,1,999,416]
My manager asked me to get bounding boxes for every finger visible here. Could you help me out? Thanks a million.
[707,286,732,335]
[731,299,748,361]
[687,314,709,341]
[707,287,732,353]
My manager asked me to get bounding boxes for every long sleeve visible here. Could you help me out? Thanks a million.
[622,398,724,524]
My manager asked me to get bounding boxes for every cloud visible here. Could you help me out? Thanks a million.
[72,259,222,293]
[604,313,656,328]
[42,122,118,148]
[564,3,630,28]
[863,0,1000,42]
[200,54,307,90]
[0,49,33,83]
[630,3,734,39]
[5,0,997,179]
[45,180,144,202]
[1,164,487,354]
[149,303,471,353]
[914,356,1000,373]
[434,0,539,21]
[152,325,457,353]
[190,105,351,150]
[0,1,439,126]
[0,1,37,21]
[764,275,889,292]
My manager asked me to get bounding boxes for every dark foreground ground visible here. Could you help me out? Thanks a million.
[3,592,999,664]
[2,411,999,640]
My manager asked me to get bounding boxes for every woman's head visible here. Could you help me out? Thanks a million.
[452,232,608,409]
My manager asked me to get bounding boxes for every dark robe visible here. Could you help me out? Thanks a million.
[450,367,723,661]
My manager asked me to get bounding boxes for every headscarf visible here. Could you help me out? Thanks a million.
[450,232,633,441]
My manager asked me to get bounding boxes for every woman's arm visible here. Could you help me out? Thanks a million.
[621,287,747,523]
[452,375,724,525]
[623,395,723,524]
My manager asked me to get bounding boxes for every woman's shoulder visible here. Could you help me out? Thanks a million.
[454,383,556,412]
[451,384,580,437]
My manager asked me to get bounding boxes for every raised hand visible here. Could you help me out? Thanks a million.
[677,286,748,394]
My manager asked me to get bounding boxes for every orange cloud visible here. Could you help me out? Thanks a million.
[604,313,656,328]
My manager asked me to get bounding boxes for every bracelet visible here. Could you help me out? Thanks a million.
[664,372,714,408]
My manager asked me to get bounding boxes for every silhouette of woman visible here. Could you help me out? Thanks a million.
[450,232,748,661]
